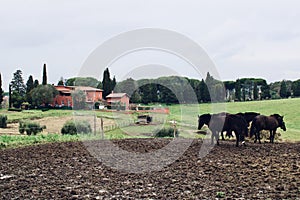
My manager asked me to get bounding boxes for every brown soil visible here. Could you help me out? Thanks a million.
[1,139,300,199]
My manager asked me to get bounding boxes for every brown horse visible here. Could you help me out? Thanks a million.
[250,114,286,143]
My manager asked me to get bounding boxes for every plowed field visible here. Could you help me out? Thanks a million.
[1,139,300,199]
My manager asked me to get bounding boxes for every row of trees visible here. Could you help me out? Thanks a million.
[114,73,300,104]
[1,65,300,108]
[8,64,58,109]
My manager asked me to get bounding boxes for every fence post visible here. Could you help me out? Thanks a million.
[94,114,97,135]
[100,117,104,139]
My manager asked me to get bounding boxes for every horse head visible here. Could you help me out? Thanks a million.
[198,114,211,130]
[272,114,287,131]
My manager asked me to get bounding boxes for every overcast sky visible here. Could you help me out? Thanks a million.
[1,0,300,91]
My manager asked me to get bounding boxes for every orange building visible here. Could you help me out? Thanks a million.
[53,86,103,108]
[106,93,130,110]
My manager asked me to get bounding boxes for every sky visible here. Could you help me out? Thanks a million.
[1,0,300,91]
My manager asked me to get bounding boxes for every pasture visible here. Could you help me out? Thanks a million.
[1,98,300,149]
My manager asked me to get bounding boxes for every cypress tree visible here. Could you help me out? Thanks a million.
[34,79,39,88]
[0,73,3,107]
[102,68,112,99]
[25,75,34,104]
[42,63,47,85]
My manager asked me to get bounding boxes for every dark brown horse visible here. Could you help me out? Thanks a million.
[250,114,286,143]
[207,114,248,147]
[198,112,229,140]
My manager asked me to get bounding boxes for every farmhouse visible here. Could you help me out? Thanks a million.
[106,92,130,110]
[53,86,103,108]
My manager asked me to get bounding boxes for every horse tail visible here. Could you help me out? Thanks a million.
[250,118,256,138]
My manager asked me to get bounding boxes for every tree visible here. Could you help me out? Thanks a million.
[65,77,100,88]
[235,79,242,101]
[57,77,64,86]
[292,80,300,97]
[111,76,116,91]
[10,70,26,108]
[0,73,4,108]
[102,68,113,99]
[31,84,58,107]
[253,82,259,100]
[34,79,39,88]
[42,63,47,85]
[261,80,270,99]
[199,79,211,103]
[280,80,287,98]
[25,75,34,105]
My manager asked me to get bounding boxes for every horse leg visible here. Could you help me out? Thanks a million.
[211,132,214,145]
[270,130,274,143]
[258,131,261,144]
[216,131,220,145]
[236,133,239,147]
[221,131,225,140]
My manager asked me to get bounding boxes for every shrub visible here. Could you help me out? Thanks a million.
[8,108,22,112]
[0,115,7,128]
[19,121,46,135]
[154,127,179,138]
[61,120,92,135]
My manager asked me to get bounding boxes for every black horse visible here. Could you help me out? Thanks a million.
[198,113,248,146]
[250,114,286,143]
[198,112,230,140]
[236,112,260,126]
[209,114,248,147]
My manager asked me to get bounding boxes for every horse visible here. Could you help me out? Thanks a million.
[198,112,230,140]
[250,114,286,143]
[236,112,260,126]
[209,114,248,147]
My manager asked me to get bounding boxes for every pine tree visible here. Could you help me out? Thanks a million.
[10,69,26,108]
[42,63,47,85]
[0,73,4,107]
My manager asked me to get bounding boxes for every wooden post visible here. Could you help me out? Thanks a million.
[94,114,96,135]
[100,117,104,139]
[173,122,176,138]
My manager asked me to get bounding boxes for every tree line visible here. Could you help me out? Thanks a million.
[1,66,300,109]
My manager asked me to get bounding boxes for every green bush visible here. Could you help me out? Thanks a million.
[0,115,7,128]
[19,121,46,135]
[8,108,22,112]
[61,120,92,135]
[154,127,179,138]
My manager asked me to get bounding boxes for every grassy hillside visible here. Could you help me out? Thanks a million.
[168,98,300,141]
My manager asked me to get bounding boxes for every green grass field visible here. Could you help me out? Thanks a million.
[1,98,299,149]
